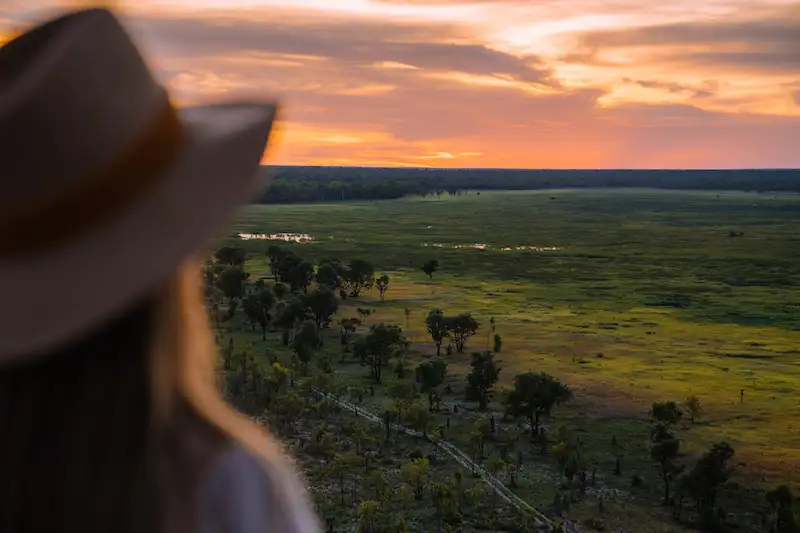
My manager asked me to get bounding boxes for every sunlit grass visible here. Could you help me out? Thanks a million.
[231,189,800,486]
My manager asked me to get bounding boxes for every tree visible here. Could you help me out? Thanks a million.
[242,288,275,340]
[273,281,288,300]
[216,264,249,301]
[328,453,361,505]
[403,401,434,437]
[470,417,491,458]
[684,442,735,528]
[421,259,439,279]
[766,485,797,533]
[214,245,245,266]
[381,402,399,440]
[504,372,572,436]
[354,324,408,384]
[275,297,308,344]
[685,395,703,424]
[447,313,479,353]
[270,391,305,433]
[493,333,502,353]
[339,317,359,352]
[315,258,344,291]
[426,309,449,357]
[303,286,339,328]
[401,458,429,500]
[651,400,683,427]
[286,260,315,294]
[416,359,447,410]
[266,246,300,283]
[343,259,375,297]
[485,454,505,479]
[551,425,585,488]
[292,320,320,374]
[465,351,500,410]
[357,500,380,533]
[376,274,390,301]
[357,307,373,324]
[432,481,456,533]
[650,422,682,505]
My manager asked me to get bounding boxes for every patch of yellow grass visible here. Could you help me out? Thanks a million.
[347,275,800,483]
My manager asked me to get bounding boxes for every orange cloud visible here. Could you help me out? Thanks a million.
[2,0,798,167]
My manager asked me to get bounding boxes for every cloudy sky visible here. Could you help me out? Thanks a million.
[1,0,799,168]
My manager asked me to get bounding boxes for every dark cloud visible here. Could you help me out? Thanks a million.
[623,78,718,98]
[130,14,552,85]
[575,9,800,74]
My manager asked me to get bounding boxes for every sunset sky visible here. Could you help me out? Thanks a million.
[1,0,798,168]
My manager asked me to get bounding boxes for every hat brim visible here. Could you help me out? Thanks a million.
[0,101,278,362]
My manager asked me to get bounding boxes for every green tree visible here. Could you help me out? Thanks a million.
[651,400,683,427]
[275,297,308,344]
[447,313,479,353]
[216,264,249,301]
[552,425,585,487]
[401,458,429,500]
[242,288,275,340]
[421,259,439,279]
[416,359,447,411]
[214,245,245,266]
[381,402,399,440]
[403,401,434,437]
[270,391,305,433]
[286,259,315,294]
[315,258,344,291]
[504,372,572,435]
[357,500,380,533]
[291,320,320,374]
[432,481,457,533]
[684,442,735,528]
[376,274,390,301]
[426,309,450,357]
[367,470,390,503]
[343,259,375,297]
[650,422,682,504]
[354,324,408,384]
[766,485,797,533]
[685,395,703,424]
[303,286,339,328]
[465,351,501,410]
[469,417,491,458]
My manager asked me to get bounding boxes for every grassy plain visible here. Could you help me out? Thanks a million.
[225,189,799,528]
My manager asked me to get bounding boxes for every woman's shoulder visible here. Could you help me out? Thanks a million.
[198,444,319,533]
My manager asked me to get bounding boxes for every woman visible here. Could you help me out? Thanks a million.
[0,7,318,533]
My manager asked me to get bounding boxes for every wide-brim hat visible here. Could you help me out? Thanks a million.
[0,8,278,362]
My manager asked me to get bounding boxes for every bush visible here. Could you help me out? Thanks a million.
[583,517,606,531]
[631,474,643,487]
[408,447,424,460]
[493,333,502,353]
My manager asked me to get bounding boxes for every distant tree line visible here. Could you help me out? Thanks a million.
[257,166,800,204]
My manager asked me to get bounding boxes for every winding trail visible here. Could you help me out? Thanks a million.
[314,389,556,531]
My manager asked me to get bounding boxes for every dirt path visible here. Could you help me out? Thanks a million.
[313,389,557,531]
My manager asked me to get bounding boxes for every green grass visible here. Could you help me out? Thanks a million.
[223,189,800,529]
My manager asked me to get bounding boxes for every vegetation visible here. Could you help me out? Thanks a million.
[211,188,800,532]
[256,166,800,204]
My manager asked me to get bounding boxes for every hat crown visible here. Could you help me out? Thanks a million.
[0,8,167,208]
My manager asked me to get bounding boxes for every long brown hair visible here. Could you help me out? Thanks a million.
[0,260,281,532]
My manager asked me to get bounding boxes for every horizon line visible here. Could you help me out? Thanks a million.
[262,165,800,171]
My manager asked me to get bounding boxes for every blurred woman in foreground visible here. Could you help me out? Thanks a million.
[0,7,318,533]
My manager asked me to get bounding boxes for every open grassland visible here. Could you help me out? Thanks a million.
[225,189,799,528]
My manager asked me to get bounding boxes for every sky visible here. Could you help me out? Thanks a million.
[1,0,799,168]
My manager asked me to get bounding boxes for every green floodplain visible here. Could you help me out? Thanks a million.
[217,188,799,532]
